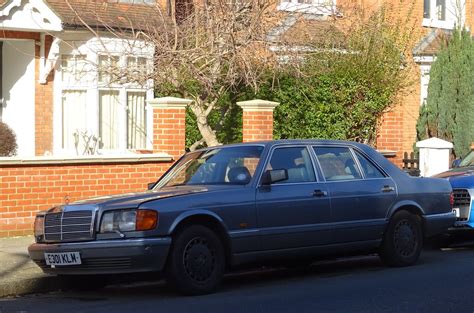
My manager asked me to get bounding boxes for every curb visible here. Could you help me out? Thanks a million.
[0,276,67,298]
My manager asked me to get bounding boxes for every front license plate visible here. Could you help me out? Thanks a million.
[45,252,82,266]
[453,208,460,218]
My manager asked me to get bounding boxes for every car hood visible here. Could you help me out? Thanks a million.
[435,166,474,189]
[69,185,212,210]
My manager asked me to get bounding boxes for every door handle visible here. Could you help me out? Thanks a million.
[381,186,395,192]
[313,190,328,197]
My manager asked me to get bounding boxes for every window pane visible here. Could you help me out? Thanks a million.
[127,91,147,149]
[314,147,362,181]
[98,55,119,84]
[436,0,445,20]
[160,146,264,187]
[61,55,87,84]
[62,90,88,151]
[99,90,121,149]
[424,0,430,18]
[268,147,316,184]
[354,150,385,179]
[127,56,148,79]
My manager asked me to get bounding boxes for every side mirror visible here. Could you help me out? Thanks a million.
[147,182,156,190]
[262,169,288,185]
[452,159,462,168]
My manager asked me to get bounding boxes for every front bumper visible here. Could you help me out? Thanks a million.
[28,237,172,275]
[423,212,456,237]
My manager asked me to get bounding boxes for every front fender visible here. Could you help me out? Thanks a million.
[387,200,425,219]
[167,209,228,234]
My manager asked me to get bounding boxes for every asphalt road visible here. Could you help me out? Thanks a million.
[1,247,474,313]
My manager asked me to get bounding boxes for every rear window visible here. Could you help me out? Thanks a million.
[354,150,386,179]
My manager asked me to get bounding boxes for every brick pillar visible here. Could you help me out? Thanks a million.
[237,99,279,142]
[148,97,192,160]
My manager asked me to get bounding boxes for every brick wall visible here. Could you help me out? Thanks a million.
[149,98,191,160]
[374,0,424,166]
[237,100,279,143]
[0,160,173,237]
[242,111,275,142]
[35,34,54,156]
[152,107,186,159]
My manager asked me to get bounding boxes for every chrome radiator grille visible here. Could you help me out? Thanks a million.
[44,210,94,242]
[453,189,471,222]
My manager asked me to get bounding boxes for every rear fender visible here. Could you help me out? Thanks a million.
[387,201,425,219]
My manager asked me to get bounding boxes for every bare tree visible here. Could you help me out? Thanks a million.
[59,0,284,149]
[148,0,282,147]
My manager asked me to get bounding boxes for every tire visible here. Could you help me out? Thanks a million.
[379,210,423,267]
[165,225,226,295]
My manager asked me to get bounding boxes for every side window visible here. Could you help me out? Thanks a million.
[354,150,386,179]
[313,147,362,181]
[267,147,316,184]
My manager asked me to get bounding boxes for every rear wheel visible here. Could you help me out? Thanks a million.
[165,225,225,295]
[379,210,423,267]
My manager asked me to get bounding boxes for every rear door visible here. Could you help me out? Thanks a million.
[256,145,332,250]
[313,146,397,243]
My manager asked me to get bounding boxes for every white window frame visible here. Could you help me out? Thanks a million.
[277,0,337,15]
[420,64,432,106]
[53,39,154,156]
[422,0,465,30]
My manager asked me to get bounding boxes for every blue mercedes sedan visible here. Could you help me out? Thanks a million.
[28,140,455,295]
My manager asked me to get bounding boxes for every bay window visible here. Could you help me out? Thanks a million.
[57,51,152,155]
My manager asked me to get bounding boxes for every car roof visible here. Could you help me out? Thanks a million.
[197,139,369,150]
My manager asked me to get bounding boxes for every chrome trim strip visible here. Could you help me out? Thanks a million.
[423,211,456,219]
[30,237,172,249]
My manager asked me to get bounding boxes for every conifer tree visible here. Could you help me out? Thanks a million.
[417,28,474,157]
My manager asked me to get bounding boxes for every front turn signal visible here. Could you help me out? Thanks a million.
[136,210,158,231]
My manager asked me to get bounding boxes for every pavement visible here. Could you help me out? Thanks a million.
[0,236,68,298]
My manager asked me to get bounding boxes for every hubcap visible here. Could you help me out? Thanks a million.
[394,220,417,257]
[183,237,216,282]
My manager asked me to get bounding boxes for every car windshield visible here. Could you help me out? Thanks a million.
[156,146,264,188]
[459,150,474,167]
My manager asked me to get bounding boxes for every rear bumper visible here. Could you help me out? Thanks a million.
[423,212,456,237]
[28,237,172,275]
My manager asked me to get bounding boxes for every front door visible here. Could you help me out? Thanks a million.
[256,146,332,250]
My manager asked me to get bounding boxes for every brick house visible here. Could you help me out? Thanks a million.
[0,0,181,237]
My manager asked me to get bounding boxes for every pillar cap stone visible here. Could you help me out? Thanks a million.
[416,137,453,149]
[237,99,279,112]
[148,97,193,109]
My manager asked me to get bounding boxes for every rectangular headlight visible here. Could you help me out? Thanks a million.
[100,209,158,233]
[34,214,45,242]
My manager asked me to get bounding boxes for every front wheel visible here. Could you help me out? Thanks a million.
[379,210,423,267]
[165,225,226,295]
